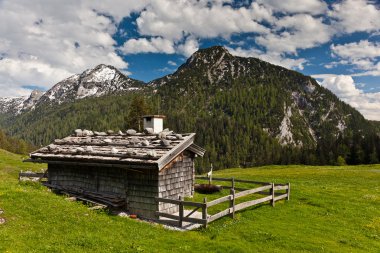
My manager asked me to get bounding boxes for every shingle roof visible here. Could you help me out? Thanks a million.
[27,129,205,170]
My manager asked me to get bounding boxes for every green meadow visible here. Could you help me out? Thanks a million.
[0,149,379,252]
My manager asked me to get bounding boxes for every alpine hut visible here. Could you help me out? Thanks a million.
[26,115,205,219]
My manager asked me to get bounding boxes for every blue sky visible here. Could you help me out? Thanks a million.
[0,0,379,119]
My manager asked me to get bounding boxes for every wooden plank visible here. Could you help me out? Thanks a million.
[234,178,272,185]
[157,134,195,170]
[234,185,273,198]
[185,206,200,217]
[208,208,231,223]
[182,216,207,225]
[195,176,271,185]
[24,158,158,170]
[274,193,288,202]
[33,151,161,160]
[156,212,180,221]
[202,198,207,228]
[207,195,231,207]
[155,197,181,205]
[230,188,235,218]
[19,172,46,178]
[182,201,205,208]
[234,195,273,212]
[178,196,183,227]
[287,183,290,201]
[273,185,289,190]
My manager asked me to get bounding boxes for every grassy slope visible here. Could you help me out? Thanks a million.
[0,149,379,252]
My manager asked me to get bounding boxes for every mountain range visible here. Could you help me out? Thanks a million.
[0,46,379,169]
[0,64,143,115]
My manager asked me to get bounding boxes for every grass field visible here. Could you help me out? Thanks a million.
[0,149,379,252]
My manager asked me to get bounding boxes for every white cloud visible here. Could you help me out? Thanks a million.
[0,0,138,97]
[331,40,380,60]
[177,37,199,57]
[257,0,328,15]
[320,75,380,120]
[255,14,333,54]
[121,37,175,54]
[329,0,380,33]
[330,40,380,76]
[227,47,307,70]
[167,60,177,66]
[135,0,269,41]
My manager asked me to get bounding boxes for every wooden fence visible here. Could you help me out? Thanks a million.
[18,171,47,181]
[156,177,290,228]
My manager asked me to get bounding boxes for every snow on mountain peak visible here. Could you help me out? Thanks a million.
[84,64,116,83]
[0,64,142,115]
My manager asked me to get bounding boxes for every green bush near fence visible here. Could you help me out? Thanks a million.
[0,149,379,252]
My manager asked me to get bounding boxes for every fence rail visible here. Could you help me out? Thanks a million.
[156,177,290,228]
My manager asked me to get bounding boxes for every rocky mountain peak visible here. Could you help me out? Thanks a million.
[0,64,143,115]
[182,46,233,70]
[22,89,44,110]
[35,63,143,105]
[151,45,261,86]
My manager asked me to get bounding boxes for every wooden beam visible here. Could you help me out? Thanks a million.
[234,185,273,198]
[274,194,288,202]
[208,208,231,223]
[157,134,195,170]
[273,185,289,190]
[24,159,158,170]
[207,195,231,207]
[234,195,273,212]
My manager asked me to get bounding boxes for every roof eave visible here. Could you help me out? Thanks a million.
[157,133,196,170]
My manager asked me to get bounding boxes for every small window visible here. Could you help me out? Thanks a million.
[146,117,152,122]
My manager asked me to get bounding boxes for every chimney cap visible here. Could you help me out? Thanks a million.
[142,115,166,119]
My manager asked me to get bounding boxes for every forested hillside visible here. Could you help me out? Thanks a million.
[0,46,379,171]
[0,129,35,154]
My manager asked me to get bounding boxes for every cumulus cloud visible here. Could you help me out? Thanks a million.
[227,47,306,70]
[177,37,199,57]
[121,37,175,54]
[329,0,380,33]
[255,14,333,54]
[0,0,140,96]
[319,75,380,120]
[1,0,379,98]
[331,40,380,60]
[135,0,269,40]
[257,0,328,15]
[330,40,380,76]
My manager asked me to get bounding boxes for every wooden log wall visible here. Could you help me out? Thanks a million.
[47,151,196,219]
[48,164,126,197]
[158,151,195,214]
[126,169,158,219]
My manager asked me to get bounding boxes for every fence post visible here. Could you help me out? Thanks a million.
[231,177,235,190]
[178,195,183,228]
[287,183,290,201]
[230,188,235,219]
[271,183,275,207]
[202,197,207,228]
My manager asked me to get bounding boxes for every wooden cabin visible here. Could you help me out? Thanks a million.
[26,115,205,219]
